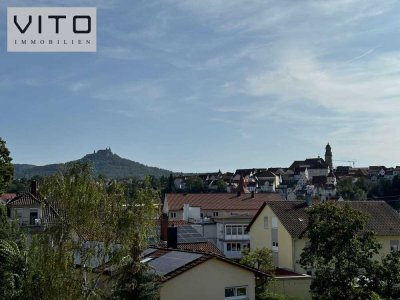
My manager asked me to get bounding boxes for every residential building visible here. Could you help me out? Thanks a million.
[163,192,282,256]
[143,247,265,300]
[214,215,253,259]
[163,192,282,222]
[247,200,400,274]
[159,215,222,256]
[290,158,329,180]
[7,182,43,227]
[256,170,280,192]
[6,181,57,232]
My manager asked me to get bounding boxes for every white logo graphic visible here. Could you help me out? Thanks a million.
[7,7,96,52]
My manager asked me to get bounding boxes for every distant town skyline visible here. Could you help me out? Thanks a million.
[1,0,400,172]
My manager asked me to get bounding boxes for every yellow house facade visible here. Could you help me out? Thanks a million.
[143,247,266,300]
[248,200,400,274]
[160,258,257,300]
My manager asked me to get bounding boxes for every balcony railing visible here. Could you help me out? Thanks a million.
[224,234,250,241]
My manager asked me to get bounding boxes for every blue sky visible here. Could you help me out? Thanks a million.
[1,0,400,172]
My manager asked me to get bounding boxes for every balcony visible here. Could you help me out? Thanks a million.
[224,233,250,241]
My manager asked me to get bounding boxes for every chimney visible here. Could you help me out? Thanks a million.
[30,181,38,198]
[251,191,255,198]
[160,213,168,242]
[183,203,190,221]
[237,175,249,196]
[167,227,178,248]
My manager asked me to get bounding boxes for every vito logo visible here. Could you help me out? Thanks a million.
[7,7,96,52]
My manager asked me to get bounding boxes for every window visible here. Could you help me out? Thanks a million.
[226,242,241,252]
[232,243,237,251]
[237,226,243,235]
[272,217,278,228]
[225,286,248,299]
[390,240,399,252]
[213,211,219,217]
[232,226,237,235]
[226,226,232,235]
[30,209,38,225]
[264,216,269,229]
[169,212,176,218]
[225,225,247,237]
[15,208,23,220]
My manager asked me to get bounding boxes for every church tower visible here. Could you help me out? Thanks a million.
[325,143,333,170]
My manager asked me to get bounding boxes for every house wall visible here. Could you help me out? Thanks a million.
[192,223,218,245]
[168,210,183,220]
[307,169,328,179]
[160,258,256,300]
[269,277,312,300]
[249,206,294,270]
[293,239,308,274]
[9,205,42,226]
[376,235,400,259]
[292,235,400,274]
[168,209,257,221]
[249,206,271,250]
[276,220,293,270]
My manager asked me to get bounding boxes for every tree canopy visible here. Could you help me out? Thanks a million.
[240,247,274,299]
[0,205,26,300]
[21,163,161,299]
[0,137,14,194]
[185,176,206,193]
[336,177,367,200]
[300,201,400,299]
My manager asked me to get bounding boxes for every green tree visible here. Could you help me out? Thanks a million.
[215,178,227,192]
[0,204,27,300]
[299,202,381,299]
[111,240,160,299]
[7,178,29,194]
[0,239,26,299]
[0,137,14,194]
[337,177,367,200]
[24,163,160,299]
[185,176,206,193]
[373,250,400,298]
[164,173,176,193]
[241,247,274,299]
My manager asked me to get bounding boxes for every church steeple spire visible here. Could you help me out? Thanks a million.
[325,143,333,170]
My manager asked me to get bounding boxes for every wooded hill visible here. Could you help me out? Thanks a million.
[14,148,172,179]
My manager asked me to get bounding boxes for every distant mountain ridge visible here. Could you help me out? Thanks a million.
[14,148,172,179]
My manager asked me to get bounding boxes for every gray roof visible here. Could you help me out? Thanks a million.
[177,225,206,244]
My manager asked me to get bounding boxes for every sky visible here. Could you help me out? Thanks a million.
[1,0,400,173]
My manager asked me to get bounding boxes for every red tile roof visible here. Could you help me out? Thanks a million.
[168,220,188,227]
[0,193,16,200]
[165,193,282,211]
[7,192,40,207]
[177,242,223,256]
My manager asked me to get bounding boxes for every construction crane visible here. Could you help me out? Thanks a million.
[333,160,356,168]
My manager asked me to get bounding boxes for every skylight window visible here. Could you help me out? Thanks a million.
[141,257,153,263]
